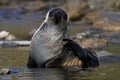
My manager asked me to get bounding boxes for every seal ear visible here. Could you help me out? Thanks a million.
[63,39,99,68]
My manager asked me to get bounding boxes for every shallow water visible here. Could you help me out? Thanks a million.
[0,34,120,80]
[0,10,120,80]
[0,47,120,80]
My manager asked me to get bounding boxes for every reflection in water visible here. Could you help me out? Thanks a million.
[28,68,64,80]
[0,64,120,80]
[0,68,64,80]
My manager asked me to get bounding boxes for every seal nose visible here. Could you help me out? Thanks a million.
[49,8,67,24]
[54,12,61,24]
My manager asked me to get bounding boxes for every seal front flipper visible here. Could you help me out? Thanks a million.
[63,39,99,68]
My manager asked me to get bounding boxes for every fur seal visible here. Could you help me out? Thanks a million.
[27,8,99,68]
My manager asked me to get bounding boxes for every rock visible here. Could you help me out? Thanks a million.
[96,51,112,57]
[24,29,37,40]
[6,34,16,40]
[96,51,120,63]
[74,38,107,49]
[83,10,99,23]
[23,1,47,12]
[87,0,120,11]
[93,13,120,32]
[0,42,17,48]
[0,31,9,40]
[0,68,10,75]
[0,31,17,40]
[76,31,90,39]
[105,32,120,44]
[84,11,120,32]
[59,0,89,21]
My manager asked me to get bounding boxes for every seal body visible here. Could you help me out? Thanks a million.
[27,8,99,68]
[27,8,68,68]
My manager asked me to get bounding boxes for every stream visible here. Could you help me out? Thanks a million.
[0,22,120,80]
[0,6,120,80]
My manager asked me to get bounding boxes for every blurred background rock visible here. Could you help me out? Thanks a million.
[0,0,120,50]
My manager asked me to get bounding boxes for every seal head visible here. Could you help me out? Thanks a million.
[27,8,99,68]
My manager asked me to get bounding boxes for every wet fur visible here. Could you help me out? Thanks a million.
[27,8,68,68]
[27,8,99,68]
[62,39,99,68]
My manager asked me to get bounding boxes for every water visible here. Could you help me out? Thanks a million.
[0,29,120,80]
[0,47,119,80]
[0,10,120,80]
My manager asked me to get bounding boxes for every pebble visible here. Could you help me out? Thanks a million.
[0,68,10,75]
[0,31,9,39]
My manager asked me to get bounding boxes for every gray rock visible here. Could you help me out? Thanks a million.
[0,68,10,75]
[96,51,120,63]
[88,0,120,11]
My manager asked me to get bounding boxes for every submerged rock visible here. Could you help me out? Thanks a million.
[0,42,17,48]
[96,51,112,57]
[96,51,120,63]
[105,32,120,44]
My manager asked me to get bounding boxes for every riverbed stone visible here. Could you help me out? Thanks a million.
[87,0,120,11]
[0,31,9,40]
[74,38,107,50]
[93,17,120,32]
[6,34,16,40]
[96,51,112,57]
[84,11,120,32]
[0,68,10,75]
[0,31,17,40]
[97,51,120,63]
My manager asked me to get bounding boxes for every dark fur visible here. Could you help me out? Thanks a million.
[63,39,99,68]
